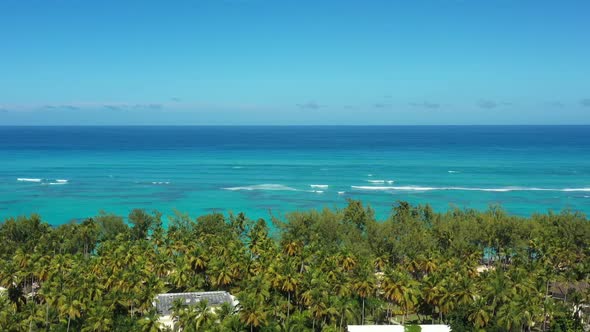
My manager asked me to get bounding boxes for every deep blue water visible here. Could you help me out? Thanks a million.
[1,126,589,225]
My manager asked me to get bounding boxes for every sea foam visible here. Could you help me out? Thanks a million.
[223,184,298,191]
[17,178,42,182]
[310,184,329,189]
[351,185,590,192]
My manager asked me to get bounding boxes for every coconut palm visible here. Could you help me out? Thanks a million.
[468,297,491,329]
[352,266,375,325]
[58,288,84,332]
[238,293,268,332]
[83,304,114,332]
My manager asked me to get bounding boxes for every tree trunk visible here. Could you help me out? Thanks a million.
[46,302,50,328]
[387,302,391,324]
[362,297,365,325]
[287,292,291,322]
[67,315,71,332]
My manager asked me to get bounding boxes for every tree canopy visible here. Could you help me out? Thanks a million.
[0,201,588,331]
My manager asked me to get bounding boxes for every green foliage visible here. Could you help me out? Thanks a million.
[0,201,589,331]
[95,211,128,242]
[343,198,373,231]
[0,214,49,258]
[404,325,422,332]
[129,209,161,241]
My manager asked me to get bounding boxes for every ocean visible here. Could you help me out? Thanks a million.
[1,125,589,225]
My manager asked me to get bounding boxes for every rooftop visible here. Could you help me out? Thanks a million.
[155,291,235,315]
[549,281,590,301]
[348,326,451,332]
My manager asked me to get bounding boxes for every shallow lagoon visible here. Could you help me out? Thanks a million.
[1,125,589,225]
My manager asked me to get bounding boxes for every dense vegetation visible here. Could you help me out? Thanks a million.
[0,201,589,331]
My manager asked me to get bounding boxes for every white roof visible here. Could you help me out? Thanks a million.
[348,325,451,332]
[154,291,235,315]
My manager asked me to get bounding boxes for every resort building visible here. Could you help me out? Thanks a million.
[154,291,238,329]
[548,282,590,328]
[348,325,451,332]
[549,281,589,302]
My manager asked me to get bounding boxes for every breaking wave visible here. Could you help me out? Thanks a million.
[17,178,42,182]
[223,184,298,191]
[367,180,394,184]
[18,178,69,185]
[351,185,590,192]
[310,184,329,189]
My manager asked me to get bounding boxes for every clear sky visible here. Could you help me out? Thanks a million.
[1,0,589,125]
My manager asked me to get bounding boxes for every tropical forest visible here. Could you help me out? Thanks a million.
[0,200,589,331]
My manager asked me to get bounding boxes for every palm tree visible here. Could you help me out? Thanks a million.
[497,300,524,331]
[194,300,216,330]
[223,315,245,332]
[58,288,84,332]
[468,297,491,329]
[83,304,113,332]
[450,272,476,308]
[278,262,299,323]
[238,293,268,332]
[332,296,356,331]
[381,269,418,325]
[216,301,236,322]
[21,301,45,332]
[170,298,187,330]
[284,311,310,331]
[339,251,357,272]
[307,290,330,330]
[283,241,302,257]
[210,260,234,290]
[352,266,375,325]
[248,274,271,304]
[420,275,443,323]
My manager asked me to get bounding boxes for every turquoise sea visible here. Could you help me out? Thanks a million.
[1,126,589,225]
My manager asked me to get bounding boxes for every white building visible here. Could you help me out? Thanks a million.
[348,325,451,332]
[154,291,238,329]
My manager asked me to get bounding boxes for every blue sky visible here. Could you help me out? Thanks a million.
[1,0,589,125]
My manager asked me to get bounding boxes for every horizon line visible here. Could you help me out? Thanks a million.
[1,124,589,127]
